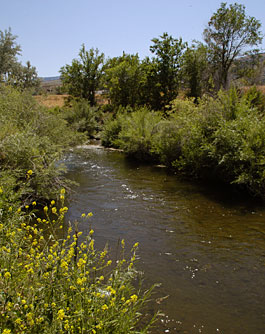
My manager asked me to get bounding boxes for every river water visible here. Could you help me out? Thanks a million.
[64,145,265,334]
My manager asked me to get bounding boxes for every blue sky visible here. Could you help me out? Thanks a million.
[1,0,265,77]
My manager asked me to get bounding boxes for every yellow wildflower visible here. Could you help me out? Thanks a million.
[101,304,108,311]
[4,272,11,279]
[57,309,65,321]
[130,294,138,303]
[2,329,11,334]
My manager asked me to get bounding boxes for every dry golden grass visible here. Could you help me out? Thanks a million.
[241,85,265,94]
[35,94,110,108]
[35,95,69,108]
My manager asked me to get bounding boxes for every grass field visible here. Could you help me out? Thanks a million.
[35,94,68,108]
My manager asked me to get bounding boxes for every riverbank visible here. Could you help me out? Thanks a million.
[0,86,158,333]
[101,88,265,201]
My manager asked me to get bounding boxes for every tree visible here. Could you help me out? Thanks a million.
[11,61,40,90]
[150,32,187,109]
[204,2,262,90]
[0,28,21,82]
[103,53,146,108]
[0,28,39,90]
[60,45,104,106]
[182,43,212,101]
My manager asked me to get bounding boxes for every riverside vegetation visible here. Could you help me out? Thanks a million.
[0,86,157,333]
[101,87,265,201]
[1,2,265,332]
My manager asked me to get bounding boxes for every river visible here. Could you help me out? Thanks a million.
[63,145,265,334]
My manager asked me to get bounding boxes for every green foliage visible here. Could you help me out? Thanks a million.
[204,2,263,89]
[103,53,145,108]
[101,114,123,148]
[150,33,187,109]
[102,107,163,161]
[102,89,265,199]
[0,28,21,82]
[0,86,83,203]
[0,192,157,333]
[116,108,162,161]
[60,45,104,106]
[168,90,265,197]
[61,99,100,137]
[182,43,211,101]
[242,86,265,113]
[0,28,40,90]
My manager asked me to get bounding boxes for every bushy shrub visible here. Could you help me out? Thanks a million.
[115,108,163,161]
[61,99,100,137]
[101,114,123,148]
[242,86,265,114]
[0,85,84,203]
[167,89,265,198]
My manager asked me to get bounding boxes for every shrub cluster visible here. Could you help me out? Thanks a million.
[0,85,84,204]
[101,88,265,200]
[59,98,102,138]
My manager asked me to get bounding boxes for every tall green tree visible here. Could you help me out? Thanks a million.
[150,32,187,109]
[0,28,39,90]
[0,28,21,82]
[103,53,144,108]
[182,43,211,101]
[11,61,40,90]
[60,45,104,106]
[204,2,262,90]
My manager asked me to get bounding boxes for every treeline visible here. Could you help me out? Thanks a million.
[57,2,265,200]
[59,3,264,110]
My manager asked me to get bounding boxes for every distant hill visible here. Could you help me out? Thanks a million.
[41,76,61,82]
[39,76,61,93]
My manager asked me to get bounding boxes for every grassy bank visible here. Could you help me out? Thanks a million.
[101,88,265,200]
